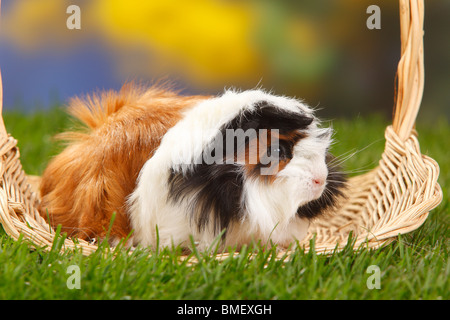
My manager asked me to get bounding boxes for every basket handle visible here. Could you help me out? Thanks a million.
[392,0,425,141]
[0,0,7,137]
[0,68,6,137]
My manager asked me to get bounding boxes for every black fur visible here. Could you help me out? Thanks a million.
[226,100,313,134]
[168,165,244,234]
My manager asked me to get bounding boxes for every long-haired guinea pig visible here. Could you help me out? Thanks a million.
[38,83,346,251]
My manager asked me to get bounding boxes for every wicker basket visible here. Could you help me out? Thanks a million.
[0,0,443,257]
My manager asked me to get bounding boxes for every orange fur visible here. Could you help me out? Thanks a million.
[39,83,209,242]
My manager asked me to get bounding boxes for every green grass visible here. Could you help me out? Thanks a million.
[0,107,448,300]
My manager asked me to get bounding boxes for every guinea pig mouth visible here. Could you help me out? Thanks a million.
[311,185,326,200]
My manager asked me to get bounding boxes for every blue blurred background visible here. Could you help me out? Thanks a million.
[0,0,448,120]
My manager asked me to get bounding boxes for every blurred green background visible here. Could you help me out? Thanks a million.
[0,0,448,120]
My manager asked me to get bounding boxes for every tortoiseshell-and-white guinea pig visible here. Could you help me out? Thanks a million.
[39,83,346,251]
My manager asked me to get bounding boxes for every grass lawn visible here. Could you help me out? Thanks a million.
[0,107,448,300]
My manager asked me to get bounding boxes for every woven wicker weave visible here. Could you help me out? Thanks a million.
[0,0,443,257]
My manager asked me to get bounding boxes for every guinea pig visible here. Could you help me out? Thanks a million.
[38,83,346,251]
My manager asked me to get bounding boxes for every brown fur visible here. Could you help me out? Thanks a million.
[39,83,209,242]
[243,130,306,182]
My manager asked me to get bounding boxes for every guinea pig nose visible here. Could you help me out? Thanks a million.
[312,177,325,186]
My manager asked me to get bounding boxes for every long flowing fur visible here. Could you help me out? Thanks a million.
[39,83,209,242]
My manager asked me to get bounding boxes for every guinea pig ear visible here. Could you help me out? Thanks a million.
[292,114,314,129]
[247,101,315,133]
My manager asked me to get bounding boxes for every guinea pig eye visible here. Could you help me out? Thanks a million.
[267,143,292,160]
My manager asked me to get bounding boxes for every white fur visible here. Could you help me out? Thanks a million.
[127,89,331,250]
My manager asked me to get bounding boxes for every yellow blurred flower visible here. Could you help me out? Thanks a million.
[91,0,261,86]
